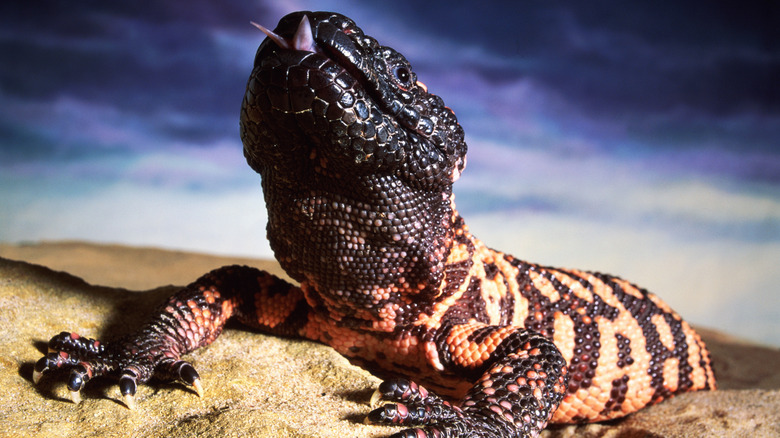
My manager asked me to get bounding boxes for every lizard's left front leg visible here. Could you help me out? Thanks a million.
[33,265,308,408]
[368,322,569,438]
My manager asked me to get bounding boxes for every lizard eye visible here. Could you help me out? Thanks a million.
[392,66,413,88]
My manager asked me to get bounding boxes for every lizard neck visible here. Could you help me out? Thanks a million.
[265,173,457,322]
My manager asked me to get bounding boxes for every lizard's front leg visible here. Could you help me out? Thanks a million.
[368,322,569,438]
[33,265,308,408]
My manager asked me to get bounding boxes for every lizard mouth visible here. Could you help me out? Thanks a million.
[249,13,379,118]
[250,14,374,99]
[251,16,321,55]
[247,13,406,169]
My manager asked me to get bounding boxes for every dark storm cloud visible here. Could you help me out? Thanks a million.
[0,1,281,150]
[372,0,779,116]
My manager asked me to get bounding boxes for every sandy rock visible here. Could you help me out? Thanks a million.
[0,242,778,437]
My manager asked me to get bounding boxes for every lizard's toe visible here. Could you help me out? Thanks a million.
[33,331,196,408]
[155,358,203,397]
[370,378,430,408]
[119,368,140,409]
[367,378,463,428]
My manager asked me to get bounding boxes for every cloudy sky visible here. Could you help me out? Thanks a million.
[1,1,778,346]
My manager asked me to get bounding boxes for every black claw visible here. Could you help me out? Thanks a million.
[34,356,51,374]
[154,358,203,396]
[176,361,200,385]
[119,371,139,409]
[67,364,89,392]
[67,372,85,393]
[119,370,138,397]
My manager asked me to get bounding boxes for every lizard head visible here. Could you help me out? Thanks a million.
[240,11,467,190]
[240,11,466,309]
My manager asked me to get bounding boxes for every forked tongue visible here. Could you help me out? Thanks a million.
[250,15,319,52]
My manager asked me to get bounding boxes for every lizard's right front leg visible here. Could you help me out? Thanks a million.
[33,265,308,408]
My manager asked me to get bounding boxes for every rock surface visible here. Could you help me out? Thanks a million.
[1,241,778,437]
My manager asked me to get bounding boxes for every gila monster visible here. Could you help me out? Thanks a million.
[34,11,716,438]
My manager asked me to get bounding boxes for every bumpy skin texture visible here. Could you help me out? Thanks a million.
[35,11,716,438]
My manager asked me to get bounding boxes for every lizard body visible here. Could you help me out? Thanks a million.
[35,11,715,437]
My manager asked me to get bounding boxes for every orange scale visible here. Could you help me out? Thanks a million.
[582,315,592,324]
[575,388,591,401]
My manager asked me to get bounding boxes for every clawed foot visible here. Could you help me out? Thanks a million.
[367,378,476,438]
[33,331,202,409]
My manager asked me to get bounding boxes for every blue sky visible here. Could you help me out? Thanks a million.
[1,1,778,346]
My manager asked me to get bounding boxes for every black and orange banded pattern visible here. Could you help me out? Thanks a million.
[35,11,715,438]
